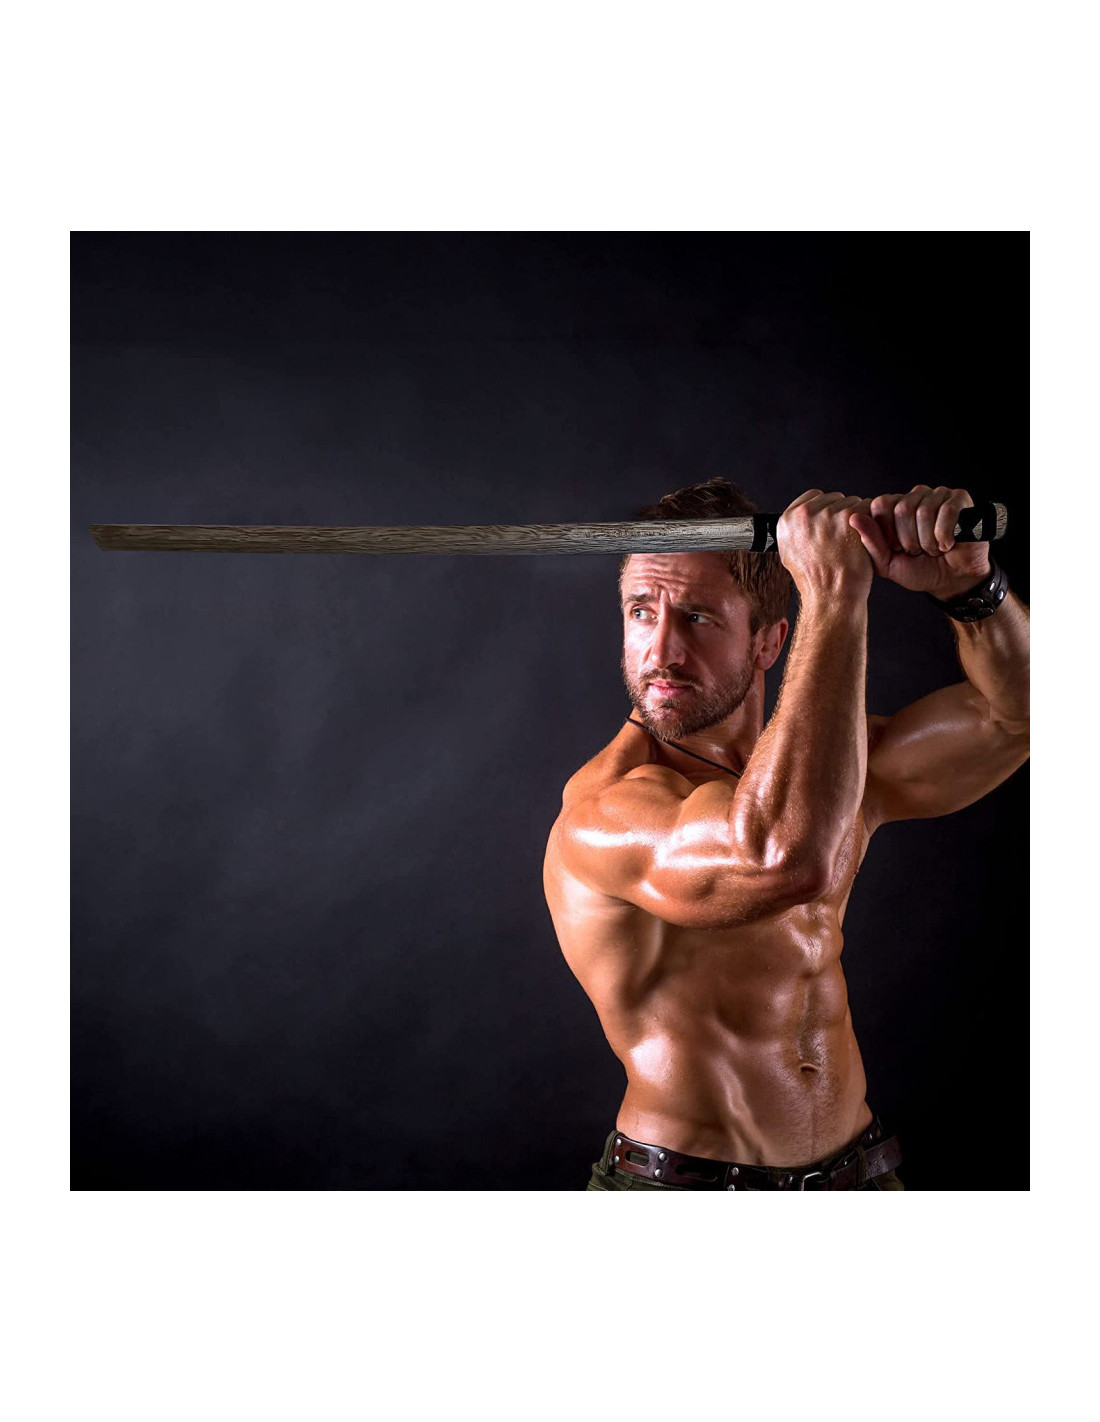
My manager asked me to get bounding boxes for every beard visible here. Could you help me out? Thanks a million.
[621,651,756,741]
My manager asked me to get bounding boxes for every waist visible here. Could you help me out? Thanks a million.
[617,1030,869,1165]
[602,1117,902,1191]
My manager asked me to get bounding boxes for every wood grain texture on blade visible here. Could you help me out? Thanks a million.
[88,519,760,555]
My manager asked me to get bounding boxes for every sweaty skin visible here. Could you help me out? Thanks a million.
[545,720,875,1166]
[543,487,1030,1170]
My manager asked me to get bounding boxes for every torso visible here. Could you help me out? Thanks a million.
[543,723,876,1168]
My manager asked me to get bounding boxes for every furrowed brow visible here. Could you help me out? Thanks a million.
[621,588,722,617]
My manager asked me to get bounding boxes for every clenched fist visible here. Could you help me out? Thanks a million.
[848,486,992,598]
[777,490,876,603]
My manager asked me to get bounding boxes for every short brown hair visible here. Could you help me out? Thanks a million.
[620,477,793,633]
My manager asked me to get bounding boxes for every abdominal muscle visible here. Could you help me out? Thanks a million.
[558,896,873,1169]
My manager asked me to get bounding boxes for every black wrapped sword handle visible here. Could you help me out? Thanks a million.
[748,500,1007,554]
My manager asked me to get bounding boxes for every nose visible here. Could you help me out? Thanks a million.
[645,607,687,672]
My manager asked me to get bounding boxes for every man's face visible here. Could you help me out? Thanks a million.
[620,553,762,740]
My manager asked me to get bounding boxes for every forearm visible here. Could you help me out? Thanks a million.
[949,591,1030,730]
[733,595,868,879]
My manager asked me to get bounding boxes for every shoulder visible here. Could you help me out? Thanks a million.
[546,725,693,876]
[546,727,698,905]
[559,723,691,819]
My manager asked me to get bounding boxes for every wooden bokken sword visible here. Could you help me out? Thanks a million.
[89,503,1008,557]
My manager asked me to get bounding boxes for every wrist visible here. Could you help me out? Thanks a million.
[796,579,870,617]
[927,560,1008,622]
[796,593,870,641]
[792,557,872,607]
[934,556,993,602]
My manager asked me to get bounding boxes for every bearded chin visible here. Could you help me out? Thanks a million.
[623,658,756,740]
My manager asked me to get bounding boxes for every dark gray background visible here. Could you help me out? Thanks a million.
[72,233,1028,1190]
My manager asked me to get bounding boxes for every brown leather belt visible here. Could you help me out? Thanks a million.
[608,1118,902,1190]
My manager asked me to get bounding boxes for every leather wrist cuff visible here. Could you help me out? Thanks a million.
[927,560,1009,622]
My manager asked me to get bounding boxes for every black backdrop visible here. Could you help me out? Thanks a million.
[71,233,1028,1190]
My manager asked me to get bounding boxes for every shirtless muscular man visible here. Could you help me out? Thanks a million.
[543,479,1030,1191]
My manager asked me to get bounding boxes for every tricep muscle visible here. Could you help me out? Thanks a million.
[864,684,1029,829]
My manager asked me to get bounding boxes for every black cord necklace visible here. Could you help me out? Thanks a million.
[626,717,742,779]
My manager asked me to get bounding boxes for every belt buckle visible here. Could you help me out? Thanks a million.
[797,1170,826,1191]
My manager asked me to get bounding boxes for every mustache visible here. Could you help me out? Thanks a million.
[643,673,697,688]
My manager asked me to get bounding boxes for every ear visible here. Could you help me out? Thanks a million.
[753,618,789,671]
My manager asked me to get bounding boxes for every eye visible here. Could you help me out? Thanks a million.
[686,613,709,624]
[628,606,653,620]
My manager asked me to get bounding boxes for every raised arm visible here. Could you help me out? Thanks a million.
[851,485,1030,829]
[558,491,876,927]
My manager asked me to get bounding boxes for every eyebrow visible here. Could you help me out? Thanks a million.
[621,588,723,617]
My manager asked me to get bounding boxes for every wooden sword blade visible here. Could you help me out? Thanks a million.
[88,519,764,555]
